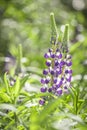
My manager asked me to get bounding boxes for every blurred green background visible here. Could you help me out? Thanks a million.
[0,1,87,129]
[0,0,87,82]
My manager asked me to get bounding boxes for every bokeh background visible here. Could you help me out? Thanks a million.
[0,0,87,89]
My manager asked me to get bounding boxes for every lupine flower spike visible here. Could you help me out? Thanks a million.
[39,13,72,105]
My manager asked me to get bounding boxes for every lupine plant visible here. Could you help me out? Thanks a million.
[0,13,87,130]
[39,13,72,105]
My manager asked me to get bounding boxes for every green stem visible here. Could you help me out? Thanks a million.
[75,94,78,114]
[51,44,57,87]
[50,13,58,86]
[17,44,22,73]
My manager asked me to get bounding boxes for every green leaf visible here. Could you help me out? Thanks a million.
[4,73,10,95]
[70,41,82,53]
[0,92,11,103]
[20,75,29,87]
[38,98,61,122]
[14,77,20,98]
[13,75,29,103]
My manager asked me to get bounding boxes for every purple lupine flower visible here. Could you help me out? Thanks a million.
[57,88,62,95]
[55,60,59,66]
[41,78,45,84]
[65,70,69,74]
[51,53,55,58]
[56,69,62,75]
[66,75,72,82]
[44,52,50,58]
[46,60,51,67]
[45,78,50,84]
[49,48,53,52]
[66,61,72,66]
[40,87,47,92]
[39,99,45,105]
[56,52,62,59]
[48,87,52,92]
[50,68,55,75]
[60,61,65,66]
[39,13,72,105]
[64,86,67,89]
[40,46,72,103]
[61,77,64,81]
[43,69,48,75]
[54,78,57,84]
[69,70,72,74]
[56,84,60,88]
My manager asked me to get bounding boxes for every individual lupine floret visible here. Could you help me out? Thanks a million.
[39,13,72,105]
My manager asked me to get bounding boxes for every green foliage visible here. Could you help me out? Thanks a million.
[0,0,87,129]
[0,72,87,129]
